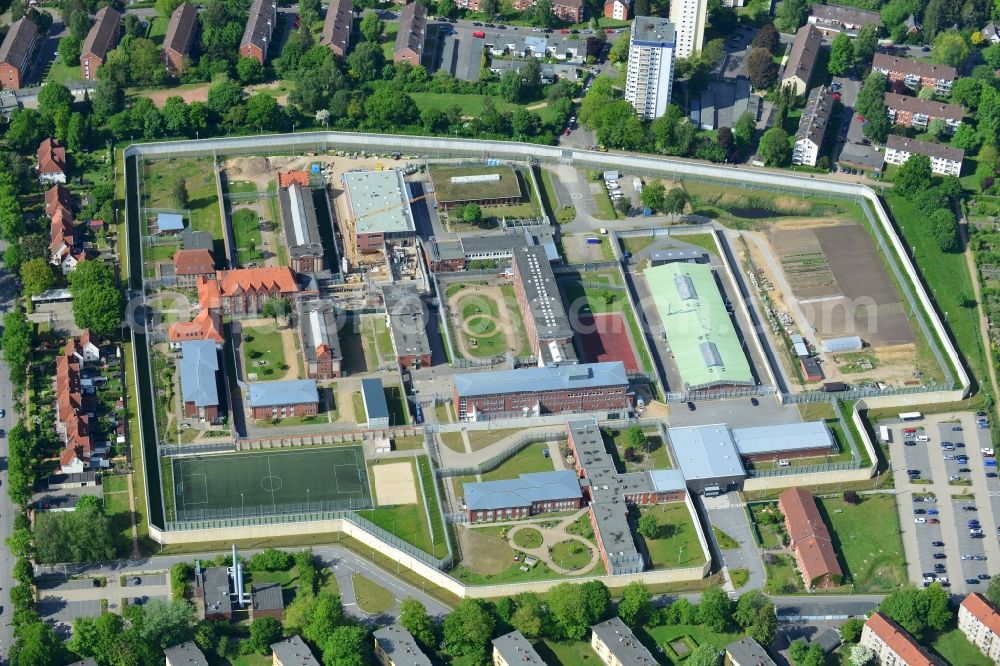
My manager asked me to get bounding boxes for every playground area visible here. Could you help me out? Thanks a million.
[440,279,530,361]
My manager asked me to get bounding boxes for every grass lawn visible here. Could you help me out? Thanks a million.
[639,502,705,569]
[818,494,906,592]
[764,553,803,594]
[513,528,544,548]
[385,384,409,426]
[452,525,568,585]
[606,429,671,472]
[456,293,508,358]
[566,514,594,540]
[749,503,785,548]
[930,627,991,666]
[538,639,600,665]
[481,443,555,481]
[410,92,560,123]
[714,527,739,550]
[373,317,394,360]
[228,656,271,666]
[144,158,220,238]
[352,573,394,614]
[645,623,744,663]
[883,191,984,390]
[465,427,523,451]
[241,326,289,380]
[352,392,366,424]
[560,276,654,374]
[46,57,83,84]
[435,401,454,423]
[621,236,656,256]
[549,539,592,571]
[440,431,465,452]
[675,233,720,256]
[231,207,264,266]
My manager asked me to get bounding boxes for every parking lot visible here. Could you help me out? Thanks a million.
[36,572,170,629]
[887,411,998,594]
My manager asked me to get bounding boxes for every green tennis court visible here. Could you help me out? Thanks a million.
[172,447,371,520]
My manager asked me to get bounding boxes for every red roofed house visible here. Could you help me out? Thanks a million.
[55,335,107,475]
[239,0,276,64]
[0,17,39,90]
[161,1,199,75]
[66,330,102,366]
[216,266,301,315]
[80,6,122,81]
[603,0,629,20]
[46,183,86,274]
[168,276,224,348]
[37,138,67,185]
[277,171,311,188]
[45,184,72,217]
[960,593,1000,662]
[172,248,216,286]
[777,487,843,589]
[860,612,944,666]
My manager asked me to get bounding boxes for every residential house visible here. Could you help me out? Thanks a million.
[860,612,944,666]
[983,22,1000,44]
[162,2,199,75]
[172,249,216,286]
[883,92,964,132]
[624,17,676,119]
[271,636,321,666]
[320,0,353,58]
[178,340,222,424]
[80,6,122,81]
[883,135,964,176]
[66,329,102,366]
[778,487,843,589]
[492,631,545,666]
[48,186,77,270]
[603,0,629,20]
[37,137,67,184]
[55,341,104,475]
[240,0,277,64]
[246,379,319,420]
[45,183,72,217]
[513,0,584,22]
[0,17,39,90]
[807,3,880,37]
[590,617,658,666]
[298,302,343,379]
[792,87,833,167]
[872,54,957,96]
[394,2,427,66]
[959,593,1000,663]
[669,0,708,59]
[164,642,209,666]
[780,24,822,96]
[373,625,433,666]
[167,275,225,348]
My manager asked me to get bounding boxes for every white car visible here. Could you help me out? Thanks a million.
[983,448,994,456]
[915,518,927,524]
[937,576,949,583]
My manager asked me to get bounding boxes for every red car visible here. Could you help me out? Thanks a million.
[473,30,485,38]
[832,92,841,101]
[564,128,571,135]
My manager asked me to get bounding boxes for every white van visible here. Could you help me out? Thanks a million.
[778,459,790,467]
[916,435,930,442]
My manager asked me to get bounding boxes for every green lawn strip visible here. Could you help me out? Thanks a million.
[46,57,84,84]
[730,567,750,588]
[385,385,409,426]
[817,494,905,592]
[674,232,720,256]
[373,317,395,360]
[713,526,740,550]
[409,92,559,123]
[621,236,655,256]
[592,185,618,220]
[929,626,991,666]
[480,443,555,481]
[255,413,329,427]
[355,503,433,556]
[639,502,705,569]
[121,341,153,552]
[440,431,465,452]
[465,427,523,451]
[143,158,220,237]
[241,326,288,380]
[435,402,453,423]
[228,655,272,666]
[231,207,264,265]
[764,552,803,594]
[351,573,394,614]
[160,457,176,523]
[416,455,449,558]
[352,392,366,424]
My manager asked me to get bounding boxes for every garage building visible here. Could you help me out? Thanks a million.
[666,424,747,495]
[732,421,836,462]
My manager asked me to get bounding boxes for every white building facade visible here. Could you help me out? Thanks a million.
[625,17,676,120]
[668,0,706,59]
[883,135,964,177]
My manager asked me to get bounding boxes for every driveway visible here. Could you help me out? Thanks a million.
[701,491,766,593]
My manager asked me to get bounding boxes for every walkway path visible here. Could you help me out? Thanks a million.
[962,220,1000,421]
[505,508,599,575]
[436,426,562,469]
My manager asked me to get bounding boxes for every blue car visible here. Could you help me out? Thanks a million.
[927,509,939,515]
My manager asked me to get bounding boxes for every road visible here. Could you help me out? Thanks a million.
[0,244,14,658]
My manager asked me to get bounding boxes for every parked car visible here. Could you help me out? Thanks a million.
[933,552,946,558]
[915,518,927,524]
[929,518,940,524]
[931,541,944,547]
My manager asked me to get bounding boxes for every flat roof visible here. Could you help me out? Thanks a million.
[246,379,319,408]
[164,642,209,666]
[270,636,321,666]
[590,617,658,666]
[158,212,185,231]
[454,361,628,398]
[649,248,706,263]
[632,16,675,47]
[202,566,232,617]
[732,421,834,456]
[373,625,433,666]
[463,470,582,511]
[491,631,545,665]
[342,169,415,235]
[726,637,778,666]
[361,377,389,420]
[513,246,573,342]
[428,164,523,204]
[382,283,431,358]
[250,583,283,611]
[279,183,324,260]
[644,262,754,389]
[667,424,746,482]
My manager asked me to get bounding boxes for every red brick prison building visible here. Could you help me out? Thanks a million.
[178,340,223,424]
[382,283,431,369]
[298,302,343,380]
[512,245,577,365]
[279,181,325,273]
[462,470,583,522]
[453,361,630,421]
[246,379,319,420]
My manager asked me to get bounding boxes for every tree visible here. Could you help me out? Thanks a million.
[156,0,183,18]
[480,0,498,17]
[59,34,82,66]
[687,644,722,666]
[983,44,1000,69]
[547,583,591,640]
[400,599,436,647]
[348,41,385,82]
[735,589,767,627]
[20,258,55,298]
[929,208,960,252]
[322,625,369,666]
[246,93,281,130]
[69,261,124,336]
[3,310,31,391]
[70,612,124,663]
[609,32,631,65]
[510,594,546,639]
[172,178,189,209]
[746,48,778,89]
[442,599,495,661]
[580,581,611,625]
[249,548,294,571]
[924,582,952,631]
[841,617,865,642]
[128,38,169,87]
[637,513,659,539]
[989,576,1000,607]
[854,24,878,66]
[363,87,418,129]
[462,203,482,224]
[236,56,265,84]
[894,154,932,195]
[918,85,937,101]
[207,77,243,114]
[880,587,929,639]
[932,30,969,68]
[862,103,890,144]
[759,127,790,166]
[623,425,645,451]
[748,603,777,646]
[828,34,854,76]
[360,12,384,43]
[303,592,344,645]
[698,586,732,632]
[34,496,118,564]
[927,117,947,141]
[640,181,666,212]
[10,621,69,666]
[850,645,875,666]
[37,82,73,120]
[775,0,807,32]
[663,188,689,221]
[843,491,861,505]
[751,24,780,54]
[93,79,125,119]
[499,69,523,103]
[531,0,558,28]
[733,111,756,150]
[855,72,887,120]
[245,616,283,654]
[618,582,653,627]
[615,197,632,215]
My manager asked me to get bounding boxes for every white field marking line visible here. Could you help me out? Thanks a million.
[332,464,366,498]
[180,472,209,507]
[267,456,277,513]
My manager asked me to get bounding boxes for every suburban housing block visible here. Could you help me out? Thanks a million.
[492,631,545,666]
[320,0,353,59]
[624,17,676,120]
[394,2,427,66]
[872,54,957,96]
[240,0,276,64]
[0,17,38,90]
[883,134,964,177]
[807,3,880,36]
[781,24,823,96]
[162,2,198,75]
[80,6,122,81]
[860,612,944,666]
[590,617,659,666]
[792,86,833,167]
[883,93,964,132]
[959,593,1000,663]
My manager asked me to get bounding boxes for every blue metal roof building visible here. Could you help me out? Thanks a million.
[463,470,582,511]
[667,424,747,494]
[453,362,628,398]
[731,421,835,457]
[246,379,319,408]
[157,213,185,233]
[179,341,219,408]
[361,377,390,428]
